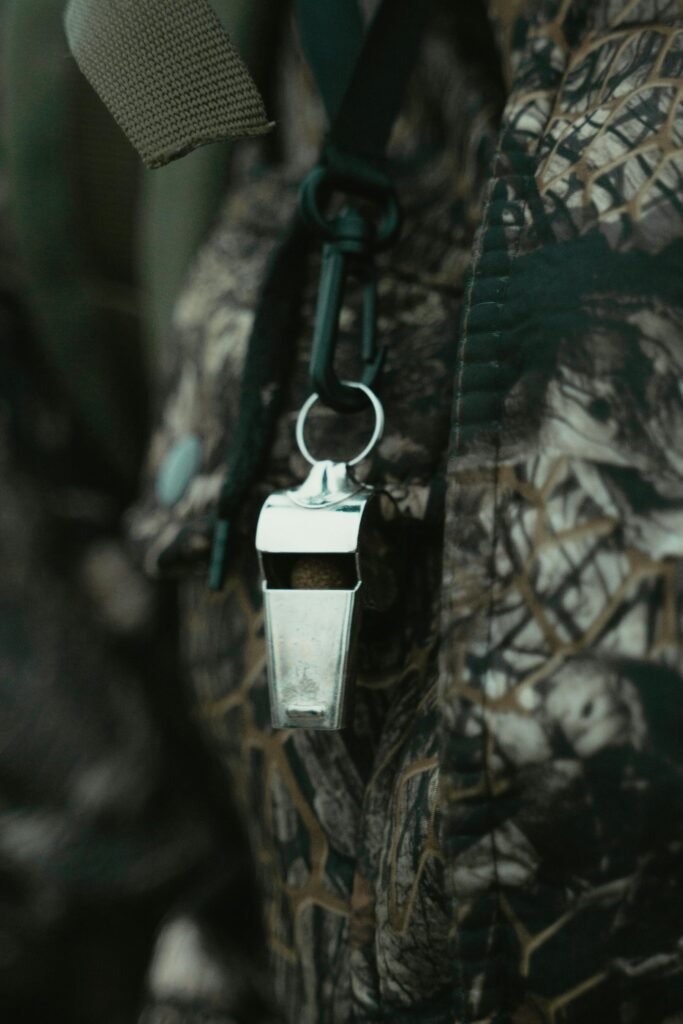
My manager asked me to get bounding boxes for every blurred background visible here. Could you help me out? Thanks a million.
[0,1,273,1020]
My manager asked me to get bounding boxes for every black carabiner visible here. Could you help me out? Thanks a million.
[299,165,401,413]
[309,218,384,413]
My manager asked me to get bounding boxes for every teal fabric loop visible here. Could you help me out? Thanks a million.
[156,434,202,506]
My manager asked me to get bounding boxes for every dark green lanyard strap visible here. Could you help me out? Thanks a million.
[295,0,365,125]
[299,0,437,185]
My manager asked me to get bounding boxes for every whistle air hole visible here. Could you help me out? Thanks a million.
[261,553,358,589]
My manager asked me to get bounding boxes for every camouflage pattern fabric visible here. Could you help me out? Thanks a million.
[440,2,683,1021]
[130,1,683,1022]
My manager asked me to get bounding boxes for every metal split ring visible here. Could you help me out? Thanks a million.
[295,381,384,467]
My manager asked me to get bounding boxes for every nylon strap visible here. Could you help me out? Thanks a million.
[330,0,436,160]
[64,0,272,168]
[299,0,437,181]
[140,1,272,352]
[295,0,364,124]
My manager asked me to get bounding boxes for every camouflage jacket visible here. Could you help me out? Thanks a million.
[129,2,683,1022]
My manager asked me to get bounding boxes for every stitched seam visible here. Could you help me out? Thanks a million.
[447,127,506,1024]
[477,159,524,1023]
[450,63,576,1024]
[470,140,525,1024]
[452,154,503,459]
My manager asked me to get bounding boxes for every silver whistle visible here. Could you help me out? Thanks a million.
[255,384,384,731]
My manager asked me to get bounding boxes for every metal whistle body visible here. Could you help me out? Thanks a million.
[256,460,374,730]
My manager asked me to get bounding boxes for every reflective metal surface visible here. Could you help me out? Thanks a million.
[295,383,385,466]
[264,588,360,729]
[256,459,376,731]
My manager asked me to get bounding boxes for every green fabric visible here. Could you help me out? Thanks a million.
[4,0,146,486]
[140,145,233,353]
[64,0,272,168]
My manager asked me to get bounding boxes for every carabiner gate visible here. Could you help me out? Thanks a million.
[300,165,401,413]
[309,222,384,413]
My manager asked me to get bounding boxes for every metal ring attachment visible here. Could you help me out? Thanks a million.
[299,165,402,250]
[295,381,384,468]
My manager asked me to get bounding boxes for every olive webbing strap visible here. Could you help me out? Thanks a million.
[64,0,272,168]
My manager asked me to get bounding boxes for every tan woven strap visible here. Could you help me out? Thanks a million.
[64,0,272,168]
